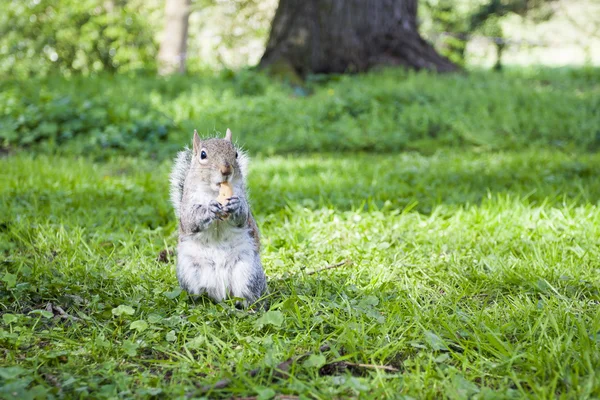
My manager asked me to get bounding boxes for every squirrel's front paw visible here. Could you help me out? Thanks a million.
[208,200,226,220]
[223,196,241,215]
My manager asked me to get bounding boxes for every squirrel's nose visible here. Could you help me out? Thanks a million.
[220,163,232,176]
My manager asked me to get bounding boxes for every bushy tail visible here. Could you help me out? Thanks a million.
[169,148,192,218]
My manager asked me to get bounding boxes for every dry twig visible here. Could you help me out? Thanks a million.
[45,302,81,321]
[341,362,399,372]
[304,260,352,276]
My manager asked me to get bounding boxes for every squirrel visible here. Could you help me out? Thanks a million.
[169,128,267,307]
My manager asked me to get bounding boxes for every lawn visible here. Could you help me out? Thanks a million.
[1,68,600,399]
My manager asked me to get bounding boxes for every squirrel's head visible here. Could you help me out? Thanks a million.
[192,128,242,191]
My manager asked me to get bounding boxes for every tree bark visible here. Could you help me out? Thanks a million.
[259,0,458,76]
[158,0,191,75]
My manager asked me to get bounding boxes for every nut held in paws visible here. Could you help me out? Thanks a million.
[217,182,233,206]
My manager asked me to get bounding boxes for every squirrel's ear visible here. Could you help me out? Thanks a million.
[192,130,201,155]
[225,128,232,142]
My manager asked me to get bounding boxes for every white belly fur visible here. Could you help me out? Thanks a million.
[176,225,258,302]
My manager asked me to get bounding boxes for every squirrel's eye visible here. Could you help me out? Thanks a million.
[235,152,238,159]
[200,150,207,160]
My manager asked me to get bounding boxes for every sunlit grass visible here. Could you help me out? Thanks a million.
[2,148,600,398]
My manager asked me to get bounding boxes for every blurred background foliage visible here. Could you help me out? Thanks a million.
[0,0,598,153]
[0,0,159,77]
[1,0,598,77]
[0,0,278,77]
[2,68,598,156]
[421,0,560,68]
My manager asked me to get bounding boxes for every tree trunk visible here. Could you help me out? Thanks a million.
[259,0,458,76]
[158,0,191,75]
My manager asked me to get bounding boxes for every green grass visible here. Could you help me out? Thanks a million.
[2,67,599,155]
[2,68,600,398]
[2,149,600,398]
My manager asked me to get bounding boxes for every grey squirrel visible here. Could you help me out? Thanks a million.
[169,129,267,306]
